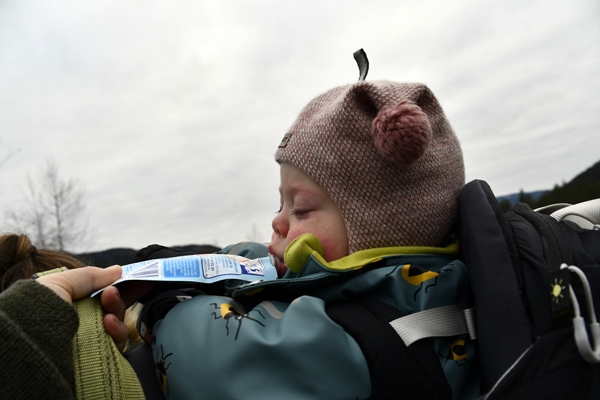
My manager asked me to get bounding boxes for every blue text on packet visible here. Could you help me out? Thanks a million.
[163,257,202,278]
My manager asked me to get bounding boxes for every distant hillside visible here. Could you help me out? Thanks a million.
[570,160,600,186]
[77,244,222,268]
[497,190,548,206]
[77,248,137,268]
[535,159,600,206]
[497,159,600,212]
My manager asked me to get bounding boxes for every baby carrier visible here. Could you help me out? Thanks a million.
[458,179,600,398]
[122,178,600,400]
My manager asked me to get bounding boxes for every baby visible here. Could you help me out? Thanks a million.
[268,80,463,278]
[132,76,478,399]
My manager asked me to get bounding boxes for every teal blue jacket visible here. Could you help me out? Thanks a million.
[152,234,479,400]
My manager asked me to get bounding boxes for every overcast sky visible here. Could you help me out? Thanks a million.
[1,0,599,253]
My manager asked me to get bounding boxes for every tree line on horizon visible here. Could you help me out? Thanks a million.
[4,154,599,258]
[499,159,600,213]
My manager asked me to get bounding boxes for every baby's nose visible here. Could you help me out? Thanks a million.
[271,213,288,239]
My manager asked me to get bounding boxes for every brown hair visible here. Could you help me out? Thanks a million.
[0,233,85,291]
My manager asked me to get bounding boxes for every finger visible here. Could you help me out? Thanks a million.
[38,265,122,304]
[101,286,126,322]
[70,265,123,300]
[103,313,129,353]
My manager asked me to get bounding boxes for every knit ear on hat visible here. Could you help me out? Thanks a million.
[371,100,432,165]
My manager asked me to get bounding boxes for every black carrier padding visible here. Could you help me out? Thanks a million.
[573,264,600,321]
[505,204,596,337]
[581,229,600,261]
[126,343,166,400]
[509,203,576,267]
[458,180,533,392]
[485,326,600,400]
[462,180,600,397]
[506,203,600,338]
[325,299,452,400]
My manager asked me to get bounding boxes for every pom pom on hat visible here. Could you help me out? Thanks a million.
[371,100,432,165]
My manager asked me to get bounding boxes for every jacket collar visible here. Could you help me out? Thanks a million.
[230,234,459,299]
[283,233,459,277]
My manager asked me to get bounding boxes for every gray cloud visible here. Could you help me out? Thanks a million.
[1,0,599,252]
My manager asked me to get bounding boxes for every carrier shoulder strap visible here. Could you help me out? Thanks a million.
[458,179,533,391]
[389,305,476,346]
[325,299,477,399]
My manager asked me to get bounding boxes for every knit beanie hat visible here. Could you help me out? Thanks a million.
[275,80,464,253]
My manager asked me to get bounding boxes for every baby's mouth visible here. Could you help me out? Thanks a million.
[269,253,288,278]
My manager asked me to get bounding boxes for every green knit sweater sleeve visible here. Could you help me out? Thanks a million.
[0,279,79,400]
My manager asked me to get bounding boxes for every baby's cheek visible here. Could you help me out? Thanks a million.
[319,237,348,262]
[286,228,304,243]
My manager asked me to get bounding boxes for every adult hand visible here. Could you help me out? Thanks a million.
[101,279,153,352]
[37,265,122,305]
[38,264,152,353]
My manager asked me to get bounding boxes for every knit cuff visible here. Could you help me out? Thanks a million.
[0,279,79,388]
[0,279,79,337]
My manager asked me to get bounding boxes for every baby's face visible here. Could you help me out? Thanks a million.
[269,163,349,277]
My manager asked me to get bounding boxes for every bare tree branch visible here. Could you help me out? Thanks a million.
[7,159,93,252]
[0,139,20,169]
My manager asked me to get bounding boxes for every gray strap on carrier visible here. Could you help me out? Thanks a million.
[536,198,600,230]
[390,304,477,346]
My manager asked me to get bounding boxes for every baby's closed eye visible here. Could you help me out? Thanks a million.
[291,209,310,218]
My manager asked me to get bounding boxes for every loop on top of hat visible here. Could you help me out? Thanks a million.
[371,100,432,165]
